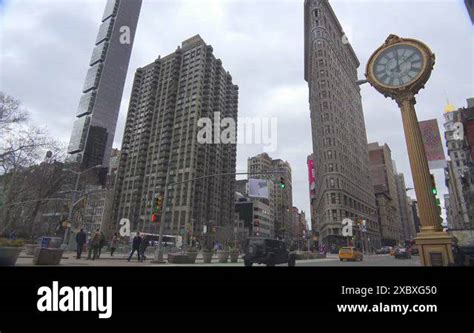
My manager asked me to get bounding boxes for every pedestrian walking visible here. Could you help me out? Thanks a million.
[110,233,119,256]
[87,229,101,260]
[139,235,150,262]
[97,232,106,258]
[75,228,87,259]
[128,232,142,262]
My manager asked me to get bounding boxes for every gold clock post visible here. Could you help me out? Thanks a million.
[366,35,454,266]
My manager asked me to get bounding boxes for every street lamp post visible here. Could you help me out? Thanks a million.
[62,172,80,247]
[61,165,102,247]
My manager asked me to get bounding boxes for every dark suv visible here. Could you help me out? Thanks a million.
[243,237,296,267]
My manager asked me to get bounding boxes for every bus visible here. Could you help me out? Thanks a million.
[129,232,182,248]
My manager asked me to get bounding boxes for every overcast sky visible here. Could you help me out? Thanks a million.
[1,0,473,226]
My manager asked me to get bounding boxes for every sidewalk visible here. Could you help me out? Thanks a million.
[16,250,245,265]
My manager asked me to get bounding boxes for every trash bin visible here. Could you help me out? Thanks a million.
[40,237,51,249]
[34,236,64,265]
[39,237,62,249]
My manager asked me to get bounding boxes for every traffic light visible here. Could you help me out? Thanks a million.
[430,174,439,200]
[278,177,286,189]
[430,174,442,217]
[151,193,164,223]
[154,194,164,214]
[430,174,438,195]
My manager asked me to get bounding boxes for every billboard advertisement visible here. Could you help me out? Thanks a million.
[419,119,446,169]
[248,178,269,199]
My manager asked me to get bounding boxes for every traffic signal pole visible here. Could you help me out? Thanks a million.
[152,170,288,263]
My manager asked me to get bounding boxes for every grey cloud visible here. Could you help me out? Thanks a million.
[1,0,473,224]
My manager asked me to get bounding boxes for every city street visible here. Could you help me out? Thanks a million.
[15,253,421,267]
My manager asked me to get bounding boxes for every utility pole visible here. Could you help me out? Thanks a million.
[62,172,81,247]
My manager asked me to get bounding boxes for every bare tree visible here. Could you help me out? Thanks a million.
[0,92,28,133]
[0,92,68,240]
[0,126,52,174]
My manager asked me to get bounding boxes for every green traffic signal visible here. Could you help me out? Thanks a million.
[432,188,437,195]
[279,177,286,189]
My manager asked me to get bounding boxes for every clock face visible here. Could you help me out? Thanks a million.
[372,44,425,88]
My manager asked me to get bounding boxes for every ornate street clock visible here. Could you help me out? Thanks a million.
[364,34,454,267]
[365,34,435,99]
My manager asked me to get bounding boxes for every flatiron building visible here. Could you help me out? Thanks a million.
[304,0,380,251]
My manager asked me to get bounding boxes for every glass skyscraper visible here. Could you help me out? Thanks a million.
[68,0,142,169]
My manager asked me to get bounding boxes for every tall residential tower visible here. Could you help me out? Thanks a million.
[113,35,239,236]
[304,0,380,251]
[68,0,142,169]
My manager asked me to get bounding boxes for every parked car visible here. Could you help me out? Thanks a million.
[339,247,363,262]
[394,248,412,259]
[376,246,391,255]
[243,238,296,267]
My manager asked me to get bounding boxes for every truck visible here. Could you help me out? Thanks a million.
[448,229,474,266]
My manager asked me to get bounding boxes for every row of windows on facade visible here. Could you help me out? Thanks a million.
[320,138,364,170]
[322,209,376,226]
[325,192,376,216]
[317,175,373,213]
[313,40,357,94]
[314,44,357,88]
[314,84,363,124]
[315,84,360,115]
[318,115,366,143]
[314,35,357,81]
[320,134,365,158]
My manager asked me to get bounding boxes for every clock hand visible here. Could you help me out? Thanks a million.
[398,52,415,69]
[395,51,401,73]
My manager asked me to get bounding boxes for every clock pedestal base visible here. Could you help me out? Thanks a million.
[415,228,454,266]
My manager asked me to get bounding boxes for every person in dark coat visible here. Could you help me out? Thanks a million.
[110,233,119,256]
[75,229,87,259]
[97,232,106,258]
[87,229,101,260]
[128,232,142,262]
[139,236,150,262]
